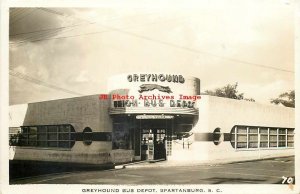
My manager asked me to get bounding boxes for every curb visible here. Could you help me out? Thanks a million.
[114,159,166,169]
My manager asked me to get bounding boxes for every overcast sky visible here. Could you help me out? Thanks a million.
[9,0,295,105]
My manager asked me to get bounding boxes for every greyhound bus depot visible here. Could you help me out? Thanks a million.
[9,73,295,165]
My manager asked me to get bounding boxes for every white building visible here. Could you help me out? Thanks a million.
[9,73,295,164]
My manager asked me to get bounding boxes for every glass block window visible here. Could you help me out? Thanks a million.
[230,126,294,150]
[19,124,76,149]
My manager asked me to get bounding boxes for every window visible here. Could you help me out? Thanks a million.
[112,123,132,149]
[213,128,222,145]
[83,127,93,145]
[19,124,76,149]
[113,101,124,108]
[230,125,294,150]
[259,127,268,148]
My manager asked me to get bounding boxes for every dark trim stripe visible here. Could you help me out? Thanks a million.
[75,132,112,141]
[194,133,231,141]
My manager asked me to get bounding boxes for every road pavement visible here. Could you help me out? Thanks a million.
[10,156,294,184]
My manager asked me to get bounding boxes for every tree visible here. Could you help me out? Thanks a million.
[204,82,255,102]
[270,90,295,108]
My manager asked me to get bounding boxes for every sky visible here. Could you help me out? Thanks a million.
[8,0,295,105]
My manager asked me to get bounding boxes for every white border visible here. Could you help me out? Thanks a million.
[1,0,299,194]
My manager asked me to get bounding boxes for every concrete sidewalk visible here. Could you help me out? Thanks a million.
[115,155,294,169]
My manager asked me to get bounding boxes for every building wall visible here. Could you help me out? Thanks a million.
[10,95,135,164]
[169,95,295,163]
[9,74,295,165]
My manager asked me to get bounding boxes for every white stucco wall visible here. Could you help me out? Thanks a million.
[169,95,295,163]
[9,95,123,164]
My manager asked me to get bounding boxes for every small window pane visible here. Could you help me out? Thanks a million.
[287,142,294,147]
[260,128,268,134]
[269,142,277,147]
[59,126,70,132]
[59,141,70,148]
[113,101,118,107]
[29,134,37,141]
[278,135,286,141]
[19,139,28,146]
[249,128,258,133]
[29,127,37,133]
[38,134,47,141]
[249,142,258,148]
[270,135,277,141]
[237,127,247,134]
[237,142,247,148]
[237,135,247,142]
[287,129,294,134]
[287,135,294,141]
[28,141,37,146]
[48,133,57,140]
[279,129,286,134]
[38,126,47,133]
[37,141,47,147]
[260,142,268,148]
[269,128,277,135]
[249,134,258,141]
[117,101,123,107]
[278,142,286,147]
[48,141,58,147]
[48,126,57,132]
[260,134,268,141]
[22,127,29,133]
[59,133,69,140]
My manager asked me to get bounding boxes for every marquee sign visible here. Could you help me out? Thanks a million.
[136,115,174,119]
[127,74,185,83]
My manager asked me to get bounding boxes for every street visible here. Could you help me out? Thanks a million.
[10,156,294,184]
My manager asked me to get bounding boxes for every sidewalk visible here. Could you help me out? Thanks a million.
[115,155,294,169]
[115,159,215,169]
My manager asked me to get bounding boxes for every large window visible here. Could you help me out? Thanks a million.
[112,123,133,150]
[113,100,138,108]
[19,124,76,149]
[230,125,294,150]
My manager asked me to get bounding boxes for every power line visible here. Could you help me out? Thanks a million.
[10,15,186,45]
[38,8,296,74]
[10,8,95,44]
[10,22,95,37]
[10,9,36,25]
[11,27,78,44]
[9,69,84,96]
[10,29,113,44]
[10,8,159,43]
[11,8,294,74]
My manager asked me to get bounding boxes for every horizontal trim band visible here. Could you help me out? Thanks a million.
[193,133,231,141]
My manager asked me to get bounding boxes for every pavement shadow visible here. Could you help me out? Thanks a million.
[9,160,114,184]
[202,177,265,184]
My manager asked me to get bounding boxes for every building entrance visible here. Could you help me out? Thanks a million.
[141,129,166,160]
[135,116,173,161]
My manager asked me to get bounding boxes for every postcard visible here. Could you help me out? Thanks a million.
[1,0,299,194]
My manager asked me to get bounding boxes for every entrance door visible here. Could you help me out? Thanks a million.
[154,129,166,160]
[141,128,166,160]
[136,117,173,161]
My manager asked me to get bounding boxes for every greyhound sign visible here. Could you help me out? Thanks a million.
[138,84,173,93]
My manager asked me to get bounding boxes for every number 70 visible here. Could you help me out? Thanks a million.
[282,176,294,184]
